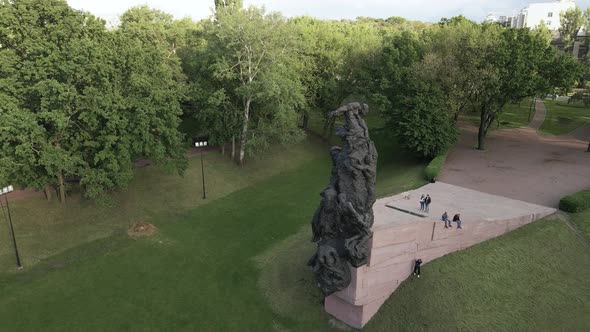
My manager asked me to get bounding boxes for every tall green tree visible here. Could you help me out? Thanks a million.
[207,7,306,165]
[472,25,581,150]
[180,19,243,158]
[0,0,114,202]
[559,7,583,53]
[372,30,425,114]
[419,19,482,121]
[214,0,242,17]
[0,1,187,202]
[292,17,382,132]
[391,78,457,158]
[116,6,188,172]
[214,0,242,10]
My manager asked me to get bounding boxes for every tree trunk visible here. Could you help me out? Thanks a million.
[528,98,535,123]
[239,98,251,166]
[477,106,488,150]
[221,143,225,155]
[302,112,309,130]
[231,136,236,160]
[44,185,52,202]
[477,126,486,150]
[322,116,331,138]
[57,170,66,204]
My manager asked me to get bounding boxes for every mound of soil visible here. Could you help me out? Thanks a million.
[128,222,157,238]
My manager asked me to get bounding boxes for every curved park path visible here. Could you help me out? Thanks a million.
[439,100,590,207]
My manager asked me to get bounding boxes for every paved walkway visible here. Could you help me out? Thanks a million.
[527,99,546,130]
[439,102,590,207]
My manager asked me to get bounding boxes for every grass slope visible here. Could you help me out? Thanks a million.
[541,100,590,135]
[0,141,325,272]
[0,158,332,331]
[571,209,590,241]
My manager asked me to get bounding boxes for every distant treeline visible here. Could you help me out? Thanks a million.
[0,0,582,202]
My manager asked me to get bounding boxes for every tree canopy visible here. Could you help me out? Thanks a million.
[0,0,187,202]
[1,0,586,203]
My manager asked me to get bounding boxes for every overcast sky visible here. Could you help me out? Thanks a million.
[66,0,590,24]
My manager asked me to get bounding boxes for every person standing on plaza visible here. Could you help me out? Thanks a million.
[419,194,425,211]
[425,194,432,212]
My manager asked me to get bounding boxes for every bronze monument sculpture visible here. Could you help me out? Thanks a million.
[308,102,378,296]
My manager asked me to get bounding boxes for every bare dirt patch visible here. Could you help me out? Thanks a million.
[127,222,157,238]
[440,121,590,207]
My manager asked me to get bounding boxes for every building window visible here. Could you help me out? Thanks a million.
[547,21,551,26]
[548,12,553,17]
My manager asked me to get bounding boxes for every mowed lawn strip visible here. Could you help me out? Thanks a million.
[0,157,330,331]
[462,98,534,130]
[571,209,590,242]
[541,100,590,135]
[0,140,325,272]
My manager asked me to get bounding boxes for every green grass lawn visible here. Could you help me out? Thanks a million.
[463,98,534,129]
[540,100,590,135]
[571,209,590,241]
[0,140,326,272]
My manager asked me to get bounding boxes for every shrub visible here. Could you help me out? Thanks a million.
[568,89,590,107]
[425,150,449,182]
[559,188,590,213]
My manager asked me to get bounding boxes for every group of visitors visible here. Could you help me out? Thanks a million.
[412,193,465,279]
[441,212,462,229]
[419,194,431,212]
[419,194,463,229]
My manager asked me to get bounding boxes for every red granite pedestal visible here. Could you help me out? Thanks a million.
[324,182,556,328]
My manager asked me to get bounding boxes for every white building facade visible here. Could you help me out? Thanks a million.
[514,0,576,30]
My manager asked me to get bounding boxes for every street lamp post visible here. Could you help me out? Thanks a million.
[1,185,22,269]
[195,141,208,199]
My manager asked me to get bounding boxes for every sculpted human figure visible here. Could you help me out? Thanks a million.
[308,102,378,296]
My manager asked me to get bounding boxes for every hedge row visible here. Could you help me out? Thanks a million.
[425,150,449,182]
[559,188,590,213]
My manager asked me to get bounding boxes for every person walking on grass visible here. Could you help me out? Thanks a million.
[442,212,451,228]
[425,194,431,212]
[413,258,423,278]
[419,194,425,211]
[453,213,462,229]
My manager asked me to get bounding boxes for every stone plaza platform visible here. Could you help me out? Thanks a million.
[324,182,556,328]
